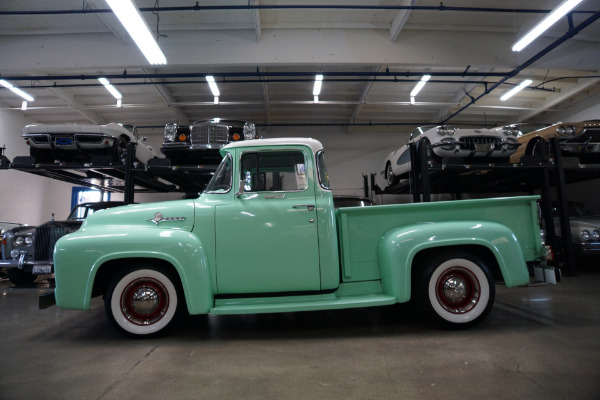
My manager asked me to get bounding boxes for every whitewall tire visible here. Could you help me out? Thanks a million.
[105,267,179,337]
[417,252,495,329]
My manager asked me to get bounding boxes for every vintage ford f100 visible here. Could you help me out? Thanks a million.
[44,138,553,336]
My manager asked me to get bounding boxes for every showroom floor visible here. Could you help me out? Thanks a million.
[1,262,599,400]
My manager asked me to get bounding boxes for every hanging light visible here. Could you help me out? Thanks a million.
[500,79,533,101]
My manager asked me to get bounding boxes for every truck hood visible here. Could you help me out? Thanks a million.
[79,200,196,232]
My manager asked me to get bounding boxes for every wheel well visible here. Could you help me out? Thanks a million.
[410,245,502,291]
[525,136,544,155]
[92,257,180,298]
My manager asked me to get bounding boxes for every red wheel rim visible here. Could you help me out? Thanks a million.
[120,277,170,326]
[435,266,481,314]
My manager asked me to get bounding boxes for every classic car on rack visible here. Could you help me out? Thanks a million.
[553,201,600,257]
[383,125,521,186]
[509,121,600,163]
[0,201,125,285]
[161,119,259,165]
[22,123,162,164]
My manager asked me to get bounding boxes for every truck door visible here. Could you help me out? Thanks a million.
[215,148,321,293]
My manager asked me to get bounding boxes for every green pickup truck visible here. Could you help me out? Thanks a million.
[46,138,554,337]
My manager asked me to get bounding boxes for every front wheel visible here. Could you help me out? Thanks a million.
[105,267,180,337]
[416,251,495,329]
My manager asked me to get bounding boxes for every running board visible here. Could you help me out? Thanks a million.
[209,294,397,315]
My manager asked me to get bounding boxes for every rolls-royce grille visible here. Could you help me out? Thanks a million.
[35,224,76,261]
[190,124,229,145]
[460,136,502,150]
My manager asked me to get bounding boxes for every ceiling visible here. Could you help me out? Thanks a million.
[1,0,599,137]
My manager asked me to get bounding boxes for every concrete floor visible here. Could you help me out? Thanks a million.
[1,263,599,400]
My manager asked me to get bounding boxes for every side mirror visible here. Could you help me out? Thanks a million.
[235,180,245,196]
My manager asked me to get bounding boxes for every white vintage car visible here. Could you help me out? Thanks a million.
[21,123,162,164]
[383,125,521,186]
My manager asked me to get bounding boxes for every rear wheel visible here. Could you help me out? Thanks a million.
[105,266,180,337]
[416,251,495,329]
[385,162,399,186]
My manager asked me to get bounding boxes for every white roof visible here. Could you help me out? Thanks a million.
[224,137,324,154]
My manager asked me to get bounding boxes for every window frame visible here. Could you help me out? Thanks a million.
[239,148,311,193]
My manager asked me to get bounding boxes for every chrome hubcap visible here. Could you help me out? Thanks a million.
[442,277,467,303]
[120,277,169,326]
[436,267,480,314]
[131,287,160,316]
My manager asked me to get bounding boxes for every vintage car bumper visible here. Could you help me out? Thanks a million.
[0,258,53,274]
[26,134,116,150]
[161,142,225,151]
[572,242,600,255]
[433,138,520,159]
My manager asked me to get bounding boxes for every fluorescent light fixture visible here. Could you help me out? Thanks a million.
[21,101,28,110]
[206,75,220,97]
[0,79,34,102]
[512,0,584,52]
[117,98,122,108]
[410,96,416,105]
[214,96,219,105]
[410,75,431,98]
[500,79,533,101]
[98,77,122,100]
[105,0,167,65]
[314,95,319,104]
[313,74,323,96]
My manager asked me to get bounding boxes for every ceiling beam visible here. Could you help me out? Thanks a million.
[348,66,385,130]
[521,75,600,121]
[390,0,416,42]
[142,69,190,125]
[250,0,262,42]
[84,0,129,44]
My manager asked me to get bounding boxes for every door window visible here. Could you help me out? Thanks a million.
[241,151,308,192]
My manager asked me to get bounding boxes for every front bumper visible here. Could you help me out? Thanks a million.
[572,242,600,255]
[0,257,53,274]
[433,140,520,159]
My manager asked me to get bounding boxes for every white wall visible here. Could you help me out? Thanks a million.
[1,98,599,225]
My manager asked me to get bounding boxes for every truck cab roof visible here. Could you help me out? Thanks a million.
[223,137,323,154]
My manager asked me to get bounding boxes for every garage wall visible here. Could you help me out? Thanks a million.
[1,99,599,225]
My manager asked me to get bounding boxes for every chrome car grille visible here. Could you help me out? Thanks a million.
[460,136,503,149]
[190,124,229,146]
[34,224,76,261]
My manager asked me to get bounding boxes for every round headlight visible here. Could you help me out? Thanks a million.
[565,126,576,135]
[581,230,591,241]
[164,123,178,142]
[24,236,33,246]
[10,249,19,259]
[557,126,567,135]
[14,236,24,246]
[593,230,600,241]
[243,122,256,140]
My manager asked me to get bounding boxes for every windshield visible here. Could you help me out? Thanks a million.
[204,154,232,193]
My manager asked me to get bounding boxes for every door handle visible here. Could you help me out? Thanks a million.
[293,204,315,211]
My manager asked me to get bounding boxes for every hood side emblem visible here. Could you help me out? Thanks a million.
[147,212,186,225]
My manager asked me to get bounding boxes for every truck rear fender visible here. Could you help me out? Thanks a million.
[377,221,529,302]
[79,230,212,314]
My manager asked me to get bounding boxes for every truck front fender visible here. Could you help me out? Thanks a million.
[377,221,530,302]
[54,228,213,314]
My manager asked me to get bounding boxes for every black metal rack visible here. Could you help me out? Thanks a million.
[380,138,600,277]
[1,142,218,204]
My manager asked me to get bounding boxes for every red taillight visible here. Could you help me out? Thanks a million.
[545,245,554,262]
